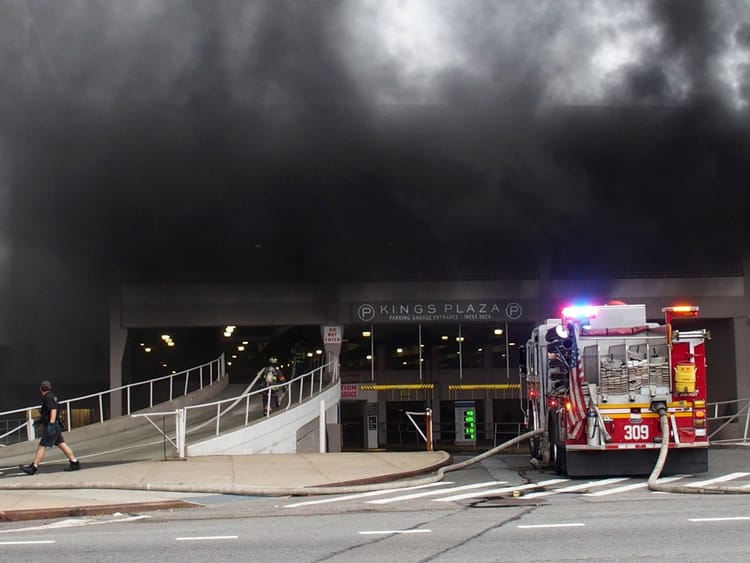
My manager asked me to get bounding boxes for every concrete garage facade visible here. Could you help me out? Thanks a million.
[114,273,750,449]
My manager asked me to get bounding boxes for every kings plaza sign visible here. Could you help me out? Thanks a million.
[353,301,526,323]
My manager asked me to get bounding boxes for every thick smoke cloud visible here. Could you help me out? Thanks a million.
[2,0,749,284]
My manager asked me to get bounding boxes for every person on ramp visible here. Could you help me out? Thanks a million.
[20,380,81,475]
[259,357,286,415]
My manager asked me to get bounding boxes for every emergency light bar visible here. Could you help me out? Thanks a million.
[662,305,699,317]
[562,305,598,320]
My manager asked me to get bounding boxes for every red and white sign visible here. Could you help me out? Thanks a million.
[341,383,358,399]
[323,326,342,345]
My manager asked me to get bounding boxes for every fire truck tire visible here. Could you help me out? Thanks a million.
[549,415,566,475]
[553,440,566,474]
[529,435,542,460]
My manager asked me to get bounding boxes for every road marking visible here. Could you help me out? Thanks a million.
[688,516,750,522]
[686,472,750,487]
[0,540,56,545]
[434,479,569,502]
[0,514,149,534]
[517,523,585,529]
[359,530,432,535]
[523,478,629,499]
[176,535,239,541]
[283,482,453,508]
[584,475,685,496]
[367,481,507,505]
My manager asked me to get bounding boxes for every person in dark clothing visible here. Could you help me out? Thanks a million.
[19,380,81,475]
[259,357,286,415]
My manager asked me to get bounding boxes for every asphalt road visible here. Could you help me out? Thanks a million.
[2,448,750,562]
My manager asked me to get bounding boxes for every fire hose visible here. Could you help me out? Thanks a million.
[648,408,750,494]
[0,429,544,497]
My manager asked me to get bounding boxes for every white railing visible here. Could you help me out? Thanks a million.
[164,360,337,458]
[707,397,750,443]
[0,354,226,446]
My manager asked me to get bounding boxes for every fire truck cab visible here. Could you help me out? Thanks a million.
[521,302,709,476]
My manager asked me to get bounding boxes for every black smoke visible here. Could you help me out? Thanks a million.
[2,0,749,286]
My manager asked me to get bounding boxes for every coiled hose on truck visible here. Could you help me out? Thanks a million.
[648,408,750,494]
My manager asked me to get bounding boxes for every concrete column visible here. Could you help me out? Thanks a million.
[734,318,750,402]
[109,284,127,416]
[0,158,12,407]
[739,255,750,403]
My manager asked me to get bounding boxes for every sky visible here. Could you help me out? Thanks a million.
[1,0,750,284]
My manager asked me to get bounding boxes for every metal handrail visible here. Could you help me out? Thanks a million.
[0,354,226,444]
[707,397,750,443]
[175,360,338,457]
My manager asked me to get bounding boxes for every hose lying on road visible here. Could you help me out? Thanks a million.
[648,411,750,495]
[0,429,544,497]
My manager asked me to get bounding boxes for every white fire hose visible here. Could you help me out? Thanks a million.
[0,429,544,497]
[648,408,750,494]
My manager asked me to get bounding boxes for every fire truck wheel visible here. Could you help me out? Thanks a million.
[529,435,542,460]
[553,440,566,474]
[549,415,567,475]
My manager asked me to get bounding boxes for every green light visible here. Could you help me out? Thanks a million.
[464,407,476,439]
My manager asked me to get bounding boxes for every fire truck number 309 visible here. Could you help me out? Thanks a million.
[623,424,650,440]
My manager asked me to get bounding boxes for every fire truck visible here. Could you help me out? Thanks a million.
[521,302,709,476]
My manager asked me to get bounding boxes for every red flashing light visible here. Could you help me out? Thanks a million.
[662,305,699,318]
[529,389,538,399]
[562,305,598,320]
[548,398,558,408]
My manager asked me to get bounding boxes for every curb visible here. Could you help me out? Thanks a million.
[0,499,197,522]
[319,451,453,487]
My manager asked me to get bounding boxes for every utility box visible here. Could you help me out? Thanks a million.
[454,400,477,446]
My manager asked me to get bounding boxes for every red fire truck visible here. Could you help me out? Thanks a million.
[521,302,709,476]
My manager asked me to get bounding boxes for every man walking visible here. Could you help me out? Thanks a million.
[20,380,81,475]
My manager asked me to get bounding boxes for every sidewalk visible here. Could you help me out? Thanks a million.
[0,451,451,522]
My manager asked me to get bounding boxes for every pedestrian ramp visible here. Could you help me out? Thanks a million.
[182,361,340,456]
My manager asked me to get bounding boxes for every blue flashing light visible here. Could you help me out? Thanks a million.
[562,305,598,320]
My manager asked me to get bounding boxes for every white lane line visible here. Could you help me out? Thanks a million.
[584,475,686,497]
[367,481,507,505]
[176,535,239,541]
[359,530,432,535]
[517,523,585,529]
[0,540,56,545]
[688,516,750,522]
[686,472,750,487]
[283,482,453,508]
[523,477,630,499]
[434,478,569,502]
[0,515,149,534]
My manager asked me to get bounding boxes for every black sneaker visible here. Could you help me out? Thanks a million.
[19,464,37,475]
[64,460,81,472]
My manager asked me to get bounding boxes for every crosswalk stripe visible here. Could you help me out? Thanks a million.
[584,475,686,496]
[283,482,453,508]
[433,478,569,502]
[367,481,507,505]
[685,472,750,487]
[523,477,630,499]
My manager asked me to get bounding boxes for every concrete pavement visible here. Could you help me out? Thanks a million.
[0,451,452,521]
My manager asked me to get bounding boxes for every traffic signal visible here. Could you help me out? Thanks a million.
[463,408,476,440]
